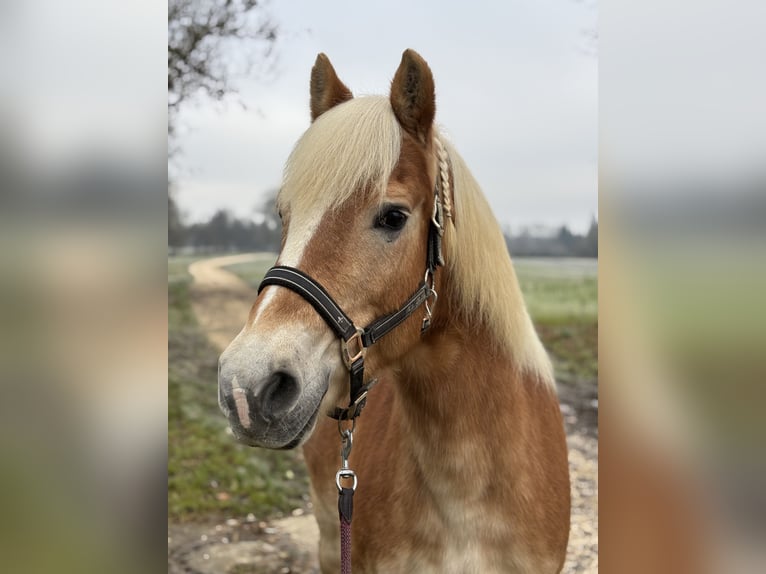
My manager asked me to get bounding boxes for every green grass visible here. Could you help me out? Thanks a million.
[168,262,309,522]
[536,322,598,381]
[513,258,597,324]
[168,254,203,284]
[223,256,276,286]
[513,258,598,381]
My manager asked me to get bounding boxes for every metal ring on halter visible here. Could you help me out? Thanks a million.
[423,268,438,318]
[341,327,365,368]
[424,288,438,319]
[424,268,435,291]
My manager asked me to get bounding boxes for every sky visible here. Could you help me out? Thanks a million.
[173,0,598,234]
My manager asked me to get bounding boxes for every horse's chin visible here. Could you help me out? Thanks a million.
[276,406,322,450]
[230,400,322,450]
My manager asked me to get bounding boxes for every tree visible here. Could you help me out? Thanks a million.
[255,188,280,230]
[167,0,279,247]
[208,209,234,249]
[168,193,185,251]
[168,0,278,137]
[583,216,598,257]
[556,225,577,251]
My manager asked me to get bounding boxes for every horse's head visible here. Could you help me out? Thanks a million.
[218,50,451,448]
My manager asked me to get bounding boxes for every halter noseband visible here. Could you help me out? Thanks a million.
[257,163,448,422]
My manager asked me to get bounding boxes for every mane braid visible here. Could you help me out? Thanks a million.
[433,135,453,220]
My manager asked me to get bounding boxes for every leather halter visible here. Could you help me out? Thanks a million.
[257,167,447,421]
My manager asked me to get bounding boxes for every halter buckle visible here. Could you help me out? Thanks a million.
[347,388,369,419]
[341,328,366,368]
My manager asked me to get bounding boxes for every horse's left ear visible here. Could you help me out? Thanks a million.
[310,53,353,122]
[390,49,436,145]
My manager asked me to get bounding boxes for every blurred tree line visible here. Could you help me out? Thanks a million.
[170,204,597,258]
[172,208,281,254]
[506,216,598,257]
[169,192,281,254]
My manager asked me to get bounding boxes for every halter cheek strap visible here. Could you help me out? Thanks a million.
[257,167,447,422]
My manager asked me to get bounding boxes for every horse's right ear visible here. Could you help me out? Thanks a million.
[390,49,436,145]
[310,53,353,122]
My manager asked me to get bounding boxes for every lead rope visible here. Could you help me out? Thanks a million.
[336,422,356,574]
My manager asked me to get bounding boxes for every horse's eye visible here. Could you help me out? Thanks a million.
[376,208,408,231]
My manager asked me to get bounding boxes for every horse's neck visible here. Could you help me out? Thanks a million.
[395,320,534,499]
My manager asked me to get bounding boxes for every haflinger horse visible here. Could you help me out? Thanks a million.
[218,50,570,573]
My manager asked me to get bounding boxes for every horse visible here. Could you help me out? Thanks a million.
[218,49,570,573]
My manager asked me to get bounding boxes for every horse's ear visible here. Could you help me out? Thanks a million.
[310,53,353,122]
[390,49,436,145]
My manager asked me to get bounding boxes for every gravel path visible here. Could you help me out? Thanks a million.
[173,254,598,573]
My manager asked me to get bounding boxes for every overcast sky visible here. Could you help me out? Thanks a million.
[173,0,598,233]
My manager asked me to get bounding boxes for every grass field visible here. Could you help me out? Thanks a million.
[223,257,276,287]
[514,258,597,323]
[512,258,598,381]
[168,254,597,522]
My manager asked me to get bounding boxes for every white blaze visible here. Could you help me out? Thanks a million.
[252,210,324,325]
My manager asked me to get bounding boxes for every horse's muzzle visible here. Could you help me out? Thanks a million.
[217,351,326,449]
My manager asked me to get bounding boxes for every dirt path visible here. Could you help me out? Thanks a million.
[180,253,597,573]
[187,253,271,351]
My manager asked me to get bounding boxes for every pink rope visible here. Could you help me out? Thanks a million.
[340,516,352,574]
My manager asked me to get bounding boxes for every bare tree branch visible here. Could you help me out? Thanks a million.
[167,0,278,136]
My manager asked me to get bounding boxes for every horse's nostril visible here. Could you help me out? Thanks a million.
[258,370,300,420]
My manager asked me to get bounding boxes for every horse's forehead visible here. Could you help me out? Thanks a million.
[389,135,434,201]
[392,136,428,179]
[279,131,433,245]
[278,192,369,267]
[278,207,327,267]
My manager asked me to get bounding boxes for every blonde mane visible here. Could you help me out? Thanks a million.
[280,96,401,215]
[280,96,553,385]
[439,137,554,385]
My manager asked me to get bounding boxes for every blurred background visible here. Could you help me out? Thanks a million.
[0,0,763,573]
[600,1,766,573]
[1,0,167,573]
